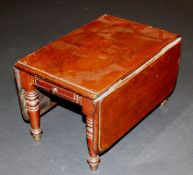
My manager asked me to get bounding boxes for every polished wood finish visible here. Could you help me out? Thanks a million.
[19,71,42,141]
[13,15,181,170]
[35,78,81,104]
[14,68,57,121]
[82,98,100,170]
[98,43,180,151]
[14,14,178,99]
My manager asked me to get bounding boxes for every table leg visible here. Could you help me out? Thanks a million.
[86,116,100,171]
[24,89,42,141]
[82,98,100,170]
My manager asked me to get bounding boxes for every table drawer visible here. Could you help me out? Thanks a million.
[35,78,80,103]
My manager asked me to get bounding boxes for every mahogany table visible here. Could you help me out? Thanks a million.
[13,15,181,170]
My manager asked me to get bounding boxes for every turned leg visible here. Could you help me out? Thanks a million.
[160,98,168,107]
[82,98,100,170]
[86,117,100,171]
[24,89,42,141]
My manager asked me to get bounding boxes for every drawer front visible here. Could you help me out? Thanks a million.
[35,78,80,103]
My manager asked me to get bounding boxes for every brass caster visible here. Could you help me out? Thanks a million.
[89,164,99,171]
[32,134,42,141]
[161,98,168,107]
[30,128,43,141]
[87,155,100,171]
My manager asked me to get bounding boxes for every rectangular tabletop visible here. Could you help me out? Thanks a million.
[15,15,179,99]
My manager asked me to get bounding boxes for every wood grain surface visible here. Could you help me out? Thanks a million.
[14,15,178,99]
[13,15,181,170]
[98,42,181,152]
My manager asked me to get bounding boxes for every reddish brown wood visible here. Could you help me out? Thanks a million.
[98,43,180,151]
[35,78,81,104]
[82,98,100,170]
[14,15,179,100]
[14,67,57,121]
[13,15,181,170]
[19,70,42,141]
[19,71,35,91]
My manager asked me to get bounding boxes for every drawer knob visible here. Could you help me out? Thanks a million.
[51,87,58,94]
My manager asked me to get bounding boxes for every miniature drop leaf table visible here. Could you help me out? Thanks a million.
[13,15,181,170]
